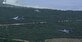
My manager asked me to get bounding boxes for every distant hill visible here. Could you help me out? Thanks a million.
[0,6,82,42]
[0,6,82,24]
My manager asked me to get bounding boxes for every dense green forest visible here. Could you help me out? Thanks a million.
[0,7,82,42]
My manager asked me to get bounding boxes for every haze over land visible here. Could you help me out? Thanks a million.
[4,0,82,10]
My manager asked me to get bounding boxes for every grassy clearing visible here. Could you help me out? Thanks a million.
[45,38,82,42]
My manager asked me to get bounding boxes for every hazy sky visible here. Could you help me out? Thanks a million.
[5,0,82,10]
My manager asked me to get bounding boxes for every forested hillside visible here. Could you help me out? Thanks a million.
[0,7,82,42]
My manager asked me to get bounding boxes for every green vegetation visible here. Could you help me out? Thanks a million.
[0,39,23,42]
[0,7,82,42]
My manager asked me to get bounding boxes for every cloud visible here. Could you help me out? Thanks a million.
[5,0,17,4]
